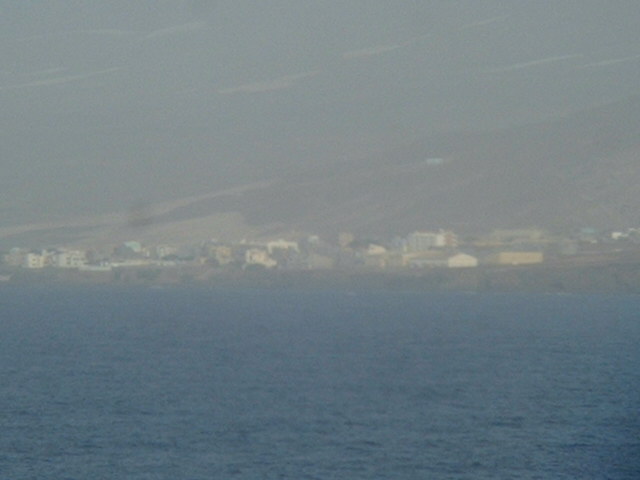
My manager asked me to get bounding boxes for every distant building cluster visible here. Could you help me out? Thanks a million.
[3,224,640,279]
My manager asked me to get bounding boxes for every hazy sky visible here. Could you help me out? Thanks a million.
[1,1,639,223]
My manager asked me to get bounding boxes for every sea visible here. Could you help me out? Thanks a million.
[1,285,639,479]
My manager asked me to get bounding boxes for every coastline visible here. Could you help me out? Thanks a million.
[3,261,640,295]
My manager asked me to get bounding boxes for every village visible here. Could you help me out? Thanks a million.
[3,226,640,283]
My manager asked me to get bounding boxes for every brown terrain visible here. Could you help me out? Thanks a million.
[1,96,639,248]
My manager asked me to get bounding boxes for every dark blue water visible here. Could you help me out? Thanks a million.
[1,286,639,479]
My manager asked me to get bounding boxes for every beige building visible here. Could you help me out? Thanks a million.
[23,253,45,269]
[447,253,478,268]
[245,248,277,269]
[488,251,544,266]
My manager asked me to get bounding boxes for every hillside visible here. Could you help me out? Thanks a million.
[148,95,640,237]
[2,96,639,248]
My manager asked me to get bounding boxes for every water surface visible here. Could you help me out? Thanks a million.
[1,286,638,478]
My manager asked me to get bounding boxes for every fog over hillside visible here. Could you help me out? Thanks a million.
[1,1,639,238]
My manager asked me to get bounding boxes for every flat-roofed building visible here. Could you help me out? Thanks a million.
[267,239,299,254]
[447,253,478,268]
[23,253,45,269]
[55,250,87,268]
[406,231,445,251]
[488,251,544,266]
[245,248,277,269]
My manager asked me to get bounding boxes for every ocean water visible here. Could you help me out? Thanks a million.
[1,285,639,479]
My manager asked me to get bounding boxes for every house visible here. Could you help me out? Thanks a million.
[447,253,478,268]
[23,253,45,269]
[406,231,446,251]
[244,248,277,269]
[54,250,87,268]
[406,230,457,252]
[267,239,299,254]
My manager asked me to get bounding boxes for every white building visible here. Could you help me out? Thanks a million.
[55,250,87,268]
[23,253,45,269]
[245,248,277,269]
[406,230,451,251]
[447,253,478,268]
[267,239,299,254]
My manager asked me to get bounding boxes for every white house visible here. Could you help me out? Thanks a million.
[55,250,87,268]
[406,230,457,252]
[245,248,277,269]
[267,239,299,254]
[23,253,45,269]
[447,253,478,268]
